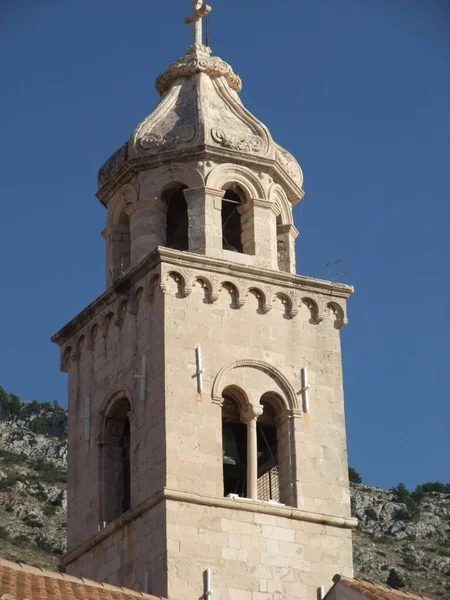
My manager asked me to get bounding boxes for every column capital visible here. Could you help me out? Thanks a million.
[277,223,299,239]
[183,186,225,210]
[101,224,129,239]
[242,404,264,423]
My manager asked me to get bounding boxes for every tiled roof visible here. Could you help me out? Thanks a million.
[0,558,165,600]
[333,575,435,600]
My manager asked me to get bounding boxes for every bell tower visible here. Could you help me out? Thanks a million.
[52,3,356,599]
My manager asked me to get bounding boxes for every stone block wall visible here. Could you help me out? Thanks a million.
[162,256,351,518]
[63,275,166,553]
[165,497,353,600]
[55,249,354,599]
[65,499,167,594]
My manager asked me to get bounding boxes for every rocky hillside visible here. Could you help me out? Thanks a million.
[352,484,450,598]
[0,390,67,570]
[0,391,449,597]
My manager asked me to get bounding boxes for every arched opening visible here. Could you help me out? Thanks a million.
[163,186,189,251]
[257,400,279,503]
[222,388,247,498]
[222,188,245,253]
[100,396,132,525]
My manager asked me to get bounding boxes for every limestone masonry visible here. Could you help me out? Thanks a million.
[51,3,356,599]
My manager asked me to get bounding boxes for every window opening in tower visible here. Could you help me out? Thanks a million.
[222,189,243,253]
[166,188,189,251]
[122,419,131,513]
[257,421,280,503]
[222,396,247,497]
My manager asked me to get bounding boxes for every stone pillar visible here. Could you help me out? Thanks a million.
[184,187,224,258]
[102,224,131,289]
[276,223,299,274]
[276,411,299,507]
[243,404,263,499]
[250,199,278,270]
[127,200,166,266]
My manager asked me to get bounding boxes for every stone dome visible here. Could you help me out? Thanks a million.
[97,45,303,204]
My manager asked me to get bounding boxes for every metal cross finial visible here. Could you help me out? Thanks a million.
[185,0,212,47]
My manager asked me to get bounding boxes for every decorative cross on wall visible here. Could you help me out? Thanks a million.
[185,0,212,47]
[134,355,147,401]
[192,346,204,394]
[299,368,310,413]
[80,396,91,441]
[202,569,213,600]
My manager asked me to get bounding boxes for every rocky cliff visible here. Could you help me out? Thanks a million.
[0,399,448,598]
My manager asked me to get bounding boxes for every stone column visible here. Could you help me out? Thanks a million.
[102,225,128,288]
[276,223,299,274]
[276,411,300,507]
[127,200,166,266]
[184,187,224,258]
[243,404,263,500]
[249,199,278,270]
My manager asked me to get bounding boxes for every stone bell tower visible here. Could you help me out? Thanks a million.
[52,3,356,599]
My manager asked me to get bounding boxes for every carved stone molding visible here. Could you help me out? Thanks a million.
[97,143,128,189]
[211,127,263,153]
[156,50,242,96]
[161,267,193,298]
[212,359,299,412]
[139,126,195,151]
[276,147,304,188]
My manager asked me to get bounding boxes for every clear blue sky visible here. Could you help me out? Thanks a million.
[1,0,449,491]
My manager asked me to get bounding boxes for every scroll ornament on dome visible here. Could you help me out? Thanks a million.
[211,127,263,153]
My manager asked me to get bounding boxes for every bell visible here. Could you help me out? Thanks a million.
[222,426,241,467]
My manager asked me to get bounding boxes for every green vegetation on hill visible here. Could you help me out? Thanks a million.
[0,386,67,439]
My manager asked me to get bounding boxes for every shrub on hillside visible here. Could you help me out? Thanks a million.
[390,483,419,517]
[348,467,362,484]
[0,386,21,419]
[0,525,10,540]
[30,459,67,484]
[387,568,405,589]
[414,482,450,496]
[0,386,67,438]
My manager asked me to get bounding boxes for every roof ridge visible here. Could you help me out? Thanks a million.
[0,558,166,600]
[336,575,434,600]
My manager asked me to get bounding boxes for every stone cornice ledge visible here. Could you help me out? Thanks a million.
[159,247,354,298]
[52,247,353,346]
[164,488,358,529]
[61,488,357,568]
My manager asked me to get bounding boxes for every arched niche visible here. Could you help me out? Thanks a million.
[98,391,133,526]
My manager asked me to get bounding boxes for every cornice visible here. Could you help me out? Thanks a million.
[158,247,354,298]
[51,247,353,347]
[96,144,304,206]
[61,487,357,568]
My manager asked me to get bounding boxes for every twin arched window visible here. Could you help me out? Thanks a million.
[221,388,292,506]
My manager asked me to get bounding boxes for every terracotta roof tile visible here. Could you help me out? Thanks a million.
[333,575,435,600]
[0,559,166,600]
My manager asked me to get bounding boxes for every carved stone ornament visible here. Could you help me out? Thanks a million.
[139,126,196,151]
[211,127,263,153]
[156,46,242,97]
[97,143,128,188]
[276,146,303,188]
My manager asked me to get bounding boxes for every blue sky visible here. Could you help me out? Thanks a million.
[0,0,449,491]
